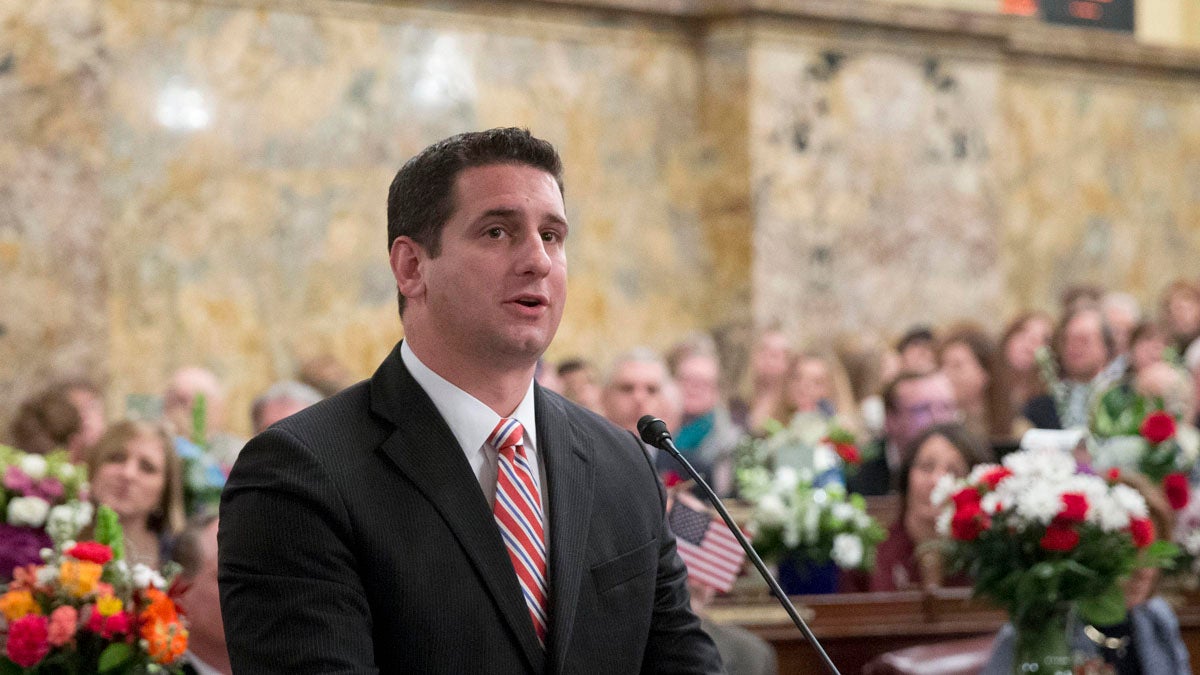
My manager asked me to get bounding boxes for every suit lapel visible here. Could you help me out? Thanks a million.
[371,344,546,673]
[537,388,595,674]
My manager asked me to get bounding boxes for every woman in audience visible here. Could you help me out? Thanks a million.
[983,472,1190,675]
[775,352,859,428]
[1160,278,1200,354]
[862,423,988,592]
[939,323,1017,443]
[995,311,1053,415]
[1129,321,1169,375]
[86,420,186,568]
[731,328,793,434]
[9,384,87,460]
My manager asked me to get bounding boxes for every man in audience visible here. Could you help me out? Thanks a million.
[219,128,722,673]
[896,325,938,375]
[172,514,230,675]
[297,353,354,398]
[249,380,324,434]
[163,366,245,466]
[601,347,673,433]
[556,358,602,412]
[847,370,959,496]
[1023,305,1116,429]
[664,337,743,496]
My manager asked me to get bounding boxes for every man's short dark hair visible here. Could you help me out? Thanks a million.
[386,127,564,315]
[896,325,935,354]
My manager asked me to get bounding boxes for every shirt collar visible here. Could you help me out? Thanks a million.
[401,340,538,454]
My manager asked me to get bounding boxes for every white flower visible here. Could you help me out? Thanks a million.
[36,564,59,585]
[1176,425,1200,464]
[1013,485,1062,525]
[19,454,48,480]
[1110,484,1148,519]
[132,563,166,590]
[813,444,838,474]
[55,463,78,482]
[965,463,1001,486]
[936,508,953,537]
[831,502,856,525]
[930,474,959,508]
[981,491,1010,516]
[1184,531,1200,557]
[7,496,51,527]
[1092,496,1132,532]
[831,534,864,569]
[773,467,800,493]
[756,494,789,526]
[802,502,821,542]
[46,501,94,539]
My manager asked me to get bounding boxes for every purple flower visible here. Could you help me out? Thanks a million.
[32,478,64,502]
[0,523,51,581]
[3,466,35,495]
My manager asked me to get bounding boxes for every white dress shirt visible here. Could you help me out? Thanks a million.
[400,341,548,535]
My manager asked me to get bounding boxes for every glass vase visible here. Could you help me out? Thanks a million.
[1012,603,1075,675]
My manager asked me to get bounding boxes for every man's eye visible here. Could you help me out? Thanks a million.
[486,227,504,238]
[541,231,561,243]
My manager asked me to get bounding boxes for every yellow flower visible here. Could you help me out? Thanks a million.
[0,589,41,621]
[59,560,103,598]
[96,594,123,617]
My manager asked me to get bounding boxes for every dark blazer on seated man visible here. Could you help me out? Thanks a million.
[219,346,722,673]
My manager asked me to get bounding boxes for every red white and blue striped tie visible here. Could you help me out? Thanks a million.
[489,418,548,645]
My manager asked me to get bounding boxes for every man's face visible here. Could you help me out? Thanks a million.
[177,521,224,653]
[602,361,668,432]
[1062,312,1108,381]
[255,397,311,434]
[887,373,958,451]
[398,164,568,370]
[561,368,601,411]
[675,355,720,418]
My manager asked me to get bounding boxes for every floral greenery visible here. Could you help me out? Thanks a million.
[175,395,225,517]
[735,414,861,483]
[936,448,1177,630]
[0,506,188,674]
[1090,385,1199,484]
[2,445,92,580]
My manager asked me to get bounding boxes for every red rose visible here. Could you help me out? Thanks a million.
[84,608,132,639]
[1129,518,1155,549]
[952,487,982,509]
[980,467,1013,490]
[661,471,683,488]
[1106,468,1121,484]
[951,502,989,541]
[832,442,861,465]
[1040,523,1081,552]
[6,613,51,667]
[1164,473,1190,511]
[67,541,113,566]
[1140,411,1176,444]
[1056,493,1088,523]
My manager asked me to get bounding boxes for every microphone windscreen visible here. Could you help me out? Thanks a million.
[637,416,670,447]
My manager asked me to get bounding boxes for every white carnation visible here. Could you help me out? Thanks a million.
[981,491,1009,516]
[55,463,78,482]
[936,508,953,537]
[1014,485,1061,525]
[802,503,821,542]
[773,467,800,493]
[831,534,864,569]
[1176,425,1200,464]
[831,502,857,525]
[132,563,166,590]
[36,564,60,586]
[965,463,1001,486]
[19,454,48,480]
[756,494,789,526]
[1184,531,1200,557]
[46,501,94,539]
[1111,484,1149,520]
[813,444,838,474]
[7,496,51,528]
[1092,496,1131,532]
[930,474,959,508]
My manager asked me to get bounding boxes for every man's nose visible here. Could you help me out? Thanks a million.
[516,232,552,276]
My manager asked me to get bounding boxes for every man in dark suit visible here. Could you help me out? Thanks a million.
[218,128,724,674]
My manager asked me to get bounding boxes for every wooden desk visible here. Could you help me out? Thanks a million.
[709,588,1200,675]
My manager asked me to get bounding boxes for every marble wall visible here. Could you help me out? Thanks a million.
[2,0,1200,436]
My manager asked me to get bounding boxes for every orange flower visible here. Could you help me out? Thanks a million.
[141,618,188,665]
[0,589,41,621]
[139,587,178,625]
[59,560,103,598]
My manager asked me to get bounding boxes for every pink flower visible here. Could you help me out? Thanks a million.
[6,613,51,667]
[47,605,78,647]
[84,606,131,639]
[34,477,64,501]
[3,466,34,495]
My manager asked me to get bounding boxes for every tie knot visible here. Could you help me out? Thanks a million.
[488,418,525,452]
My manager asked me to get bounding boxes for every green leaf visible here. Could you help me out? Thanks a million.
[0,658,24,675]
[1077,584,1126,626]
[98,642,135,673]
[93,505,126,561]
[192,393,208,447]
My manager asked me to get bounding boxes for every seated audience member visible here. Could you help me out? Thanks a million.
[1187,339,1200,428]
[1129,321,1169,376]
[732,327,793,434]
[859,423,987,592]
[172,514,230,675]
[9,384,85,459]
[664,337,743,497]
[534,357,562,392]
[997,311,1053,413]
[163,366,246,466]
[86,420,186,568]
[556,357,602,412]
[982,474,1190,675]
[1023,305,1116,430]
[1061,284,1105,314]
[1160,278,1200,355]
[939,324,1016,443]
[296,353,354,398]
[250,381,324,434]
[601,347,672,433]
[847,370,959,496]
[1102,291,1142,359]
[777,352,857,425]
[836,334,890,441]
[896,325,938,375]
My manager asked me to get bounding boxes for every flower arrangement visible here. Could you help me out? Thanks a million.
[175,395,226,517]
[935,447,1175,634]
[736,414,861,489]
[1,445,91,580]
[1090,385,1199,503]
[0,506,188,672]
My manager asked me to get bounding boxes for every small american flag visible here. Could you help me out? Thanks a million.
[668,500,746,593]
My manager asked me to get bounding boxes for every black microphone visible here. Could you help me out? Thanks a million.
[637,415,842,675]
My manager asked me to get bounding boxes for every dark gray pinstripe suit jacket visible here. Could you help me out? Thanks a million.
[218,342,724,674]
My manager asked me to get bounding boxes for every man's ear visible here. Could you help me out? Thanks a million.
[390,236,425,303]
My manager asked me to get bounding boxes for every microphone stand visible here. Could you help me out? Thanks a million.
[640,416,841,675]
